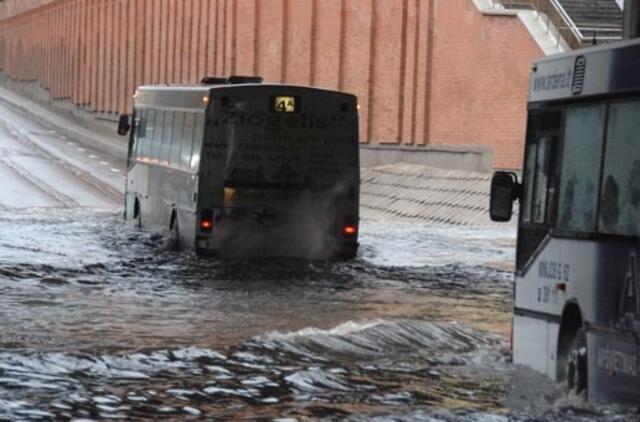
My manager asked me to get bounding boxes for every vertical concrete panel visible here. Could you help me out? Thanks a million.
[107,0,115,111]
[283,0,312,85]
[71,1,80,103]
[150,0,160,84]
[143,0,153,84]
[112,0,121,110]
[88,0,94,103]
[400,0,417,144]
[190,0,201,81]
[118,0,127,111]
[100,0,107,107]
[311,0,340,89]
[234,0,255,75]
[55,5,62,98]
[412,0,429,145]
[226,0,235,75]
[49,7,55,94]
[369,0,403,143]
[125,0,135,112]
[196,0,208,78]
[206,0,217,75]
[95,0,105,110]
[174,0,184,81]
[134,0,145,92]
[256,0,284,83]
[167,0,177,82]
[44,8,50,89]
[63,2,71,98]
[182,0,193,82]
[157,0,167,83]
[341,0,372,143]
[215,0,224,75]
[79,0,87,104]
[87,0,97,107]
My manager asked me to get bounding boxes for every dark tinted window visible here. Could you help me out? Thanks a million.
[599,100,640,235]
[557,105,606,232]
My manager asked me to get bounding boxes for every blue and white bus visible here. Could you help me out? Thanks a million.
[118,77,360,260]
[491,38,640,404]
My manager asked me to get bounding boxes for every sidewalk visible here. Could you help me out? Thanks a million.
[0,83,127,160]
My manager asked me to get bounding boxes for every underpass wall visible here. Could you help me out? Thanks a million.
[0,0,542,169]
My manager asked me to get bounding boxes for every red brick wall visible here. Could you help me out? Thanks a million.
[0,0,542,169]
[428,0,540,169]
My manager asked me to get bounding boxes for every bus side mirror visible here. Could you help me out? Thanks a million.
[117,114,131,136]
[490,171,520,222]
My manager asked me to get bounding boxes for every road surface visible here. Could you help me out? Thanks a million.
[0,97,633,420]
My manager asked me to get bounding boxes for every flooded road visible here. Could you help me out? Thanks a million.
[0,99,637,420]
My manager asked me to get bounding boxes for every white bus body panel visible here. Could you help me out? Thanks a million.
[513,238,600,378]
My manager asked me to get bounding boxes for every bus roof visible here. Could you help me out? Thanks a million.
[134,84,356,110]
[529,37,640,104]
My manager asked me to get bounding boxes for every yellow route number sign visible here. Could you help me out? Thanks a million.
[274,96,296,113]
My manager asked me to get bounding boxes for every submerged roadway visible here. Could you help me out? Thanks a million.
[0,93,634,420]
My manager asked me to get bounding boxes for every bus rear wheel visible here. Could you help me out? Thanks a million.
[566,329,587,395]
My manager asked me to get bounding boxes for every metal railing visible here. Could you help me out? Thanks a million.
[492,0,620,49]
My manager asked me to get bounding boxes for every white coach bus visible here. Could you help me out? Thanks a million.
[118,77,360,260]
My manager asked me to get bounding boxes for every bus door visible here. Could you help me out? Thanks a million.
[516,109,562,272]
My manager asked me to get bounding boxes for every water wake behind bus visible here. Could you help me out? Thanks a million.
[0,209,636,419]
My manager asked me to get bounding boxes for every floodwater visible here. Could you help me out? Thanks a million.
[0,97,638,420]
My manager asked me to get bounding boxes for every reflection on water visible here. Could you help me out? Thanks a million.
[0,209,636,419]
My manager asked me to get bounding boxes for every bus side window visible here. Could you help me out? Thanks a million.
[190,113,204,171]
[161,110,174,164]
[170,112,185,166]
[521,143,537,223]
[557,105,606,232]
[521,110,561,225]
[599,100,640,235]
[532,138,551,224]
[140,109,156,159]
[151,109,165,161]
[133,108,147,160]
[180,113,195,170]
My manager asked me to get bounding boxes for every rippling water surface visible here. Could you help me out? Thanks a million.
[0,209,637,420]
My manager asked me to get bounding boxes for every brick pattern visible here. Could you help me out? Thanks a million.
[0,0,542,169]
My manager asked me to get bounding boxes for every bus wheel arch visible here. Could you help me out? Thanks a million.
[557,301,587,395]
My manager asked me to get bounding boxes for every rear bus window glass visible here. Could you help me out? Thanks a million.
[599,100,640,235]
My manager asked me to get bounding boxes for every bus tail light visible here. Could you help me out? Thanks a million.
[343,216,358,237]
[343,225,357,236]
[200,210,213,233]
